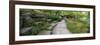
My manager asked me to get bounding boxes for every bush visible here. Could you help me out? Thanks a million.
[66,19,89,33]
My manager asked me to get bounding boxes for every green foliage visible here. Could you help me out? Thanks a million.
[66,19,89,33]
[20,8,90,35]
[30,18,51,35]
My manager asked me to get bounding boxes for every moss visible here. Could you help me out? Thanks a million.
[66,19,89,33]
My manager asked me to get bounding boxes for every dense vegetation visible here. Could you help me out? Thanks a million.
[20,8,90,35]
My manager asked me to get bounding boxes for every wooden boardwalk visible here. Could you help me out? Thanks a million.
[38,19,71,35]
[52,19,71,34]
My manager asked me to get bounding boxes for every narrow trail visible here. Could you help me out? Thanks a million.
[38,19,71,35]
[52,19,71,34]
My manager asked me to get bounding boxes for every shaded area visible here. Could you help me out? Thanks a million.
[19,9,90,36]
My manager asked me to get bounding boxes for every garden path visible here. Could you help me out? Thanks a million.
[38,19,71,35]
[52,19,71,34]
